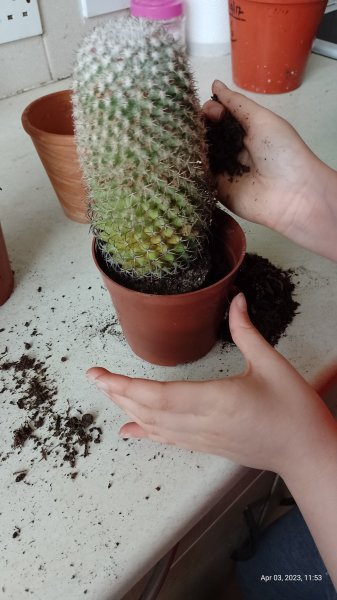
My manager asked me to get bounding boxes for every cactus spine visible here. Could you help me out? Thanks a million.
[72,17,215,293]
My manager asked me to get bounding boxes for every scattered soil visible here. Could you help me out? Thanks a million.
[219,253,299,347]
[205,95,250,178]
[1,354,102,470]
[15,471,27,483]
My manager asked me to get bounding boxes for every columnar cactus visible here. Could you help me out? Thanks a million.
[72,17,216,293]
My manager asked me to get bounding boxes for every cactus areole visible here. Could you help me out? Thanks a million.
[72,17,218,294]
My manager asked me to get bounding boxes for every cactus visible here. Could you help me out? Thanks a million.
[72,17,216,293]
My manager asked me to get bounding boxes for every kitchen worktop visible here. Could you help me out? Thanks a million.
[1,52,337,600]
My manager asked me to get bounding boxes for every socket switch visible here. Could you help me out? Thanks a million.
[81,0,130,18]
[0,0,43,45]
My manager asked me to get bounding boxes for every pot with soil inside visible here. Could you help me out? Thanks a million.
[93,208,245,365]
[72,17,246,365]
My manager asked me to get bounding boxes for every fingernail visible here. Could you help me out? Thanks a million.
[86,372,97,382]
[95,379,109,392]
[208,103,225,121]
[119,428,130,439]
[213,79,228,90]
[235,292,247,312]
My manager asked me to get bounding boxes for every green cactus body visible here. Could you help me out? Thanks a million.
[72,17,215,291]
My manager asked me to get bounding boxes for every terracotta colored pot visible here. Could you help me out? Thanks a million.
[93,209,246,366]
[22,90,88,223]
[0,225,14,306]
[229,0,327,94]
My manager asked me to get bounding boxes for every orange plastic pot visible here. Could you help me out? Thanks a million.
[0,225,14,306]
[229,0,327,93]
[93,209,246,366]
[22,90,88,223]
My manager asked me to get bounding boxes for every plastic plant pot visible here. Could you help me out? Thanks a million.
[229,0,327,94]
[93,209,246,366]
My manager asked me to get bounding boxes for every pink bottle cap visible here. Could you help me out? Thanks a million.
[131,0,184,20]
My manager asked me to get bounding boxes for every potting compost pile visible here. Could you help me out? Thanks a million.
[219,253,299,347]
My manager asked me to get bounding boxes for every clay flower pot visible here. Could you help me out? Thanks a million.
[22,90,88,223]
[229,0,327,93]
[0,225,14,305]
[93,209,246,366]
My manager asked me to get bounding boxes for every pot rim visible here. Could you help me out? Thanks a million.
[21,89,75,142]
[239,0,326,4]
[240,0,327,3]
[92,209,246,299]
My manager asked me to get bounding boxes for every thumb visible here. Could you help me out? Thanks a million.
[211,80,263,134]
[229,293,275,364]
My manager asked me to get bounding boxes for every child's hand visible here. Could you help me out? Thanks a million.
[203,81,332,255]
[87,293,335,477]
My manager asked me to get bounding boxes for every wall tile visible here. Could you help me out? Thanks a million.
[39,0,128,80]
[1,0,128,98]
[0,37,51,99]
[38,0,84,80]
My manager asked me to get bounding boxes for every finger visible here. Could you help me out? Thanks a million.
[87,367,213,415]
[108,390,200,434]
[119,422,147,438]
[211,80,263,132]
[119,422,175,445]
[229,293,278,366]
[87,367,167,407]
[202,99,226,121]
[119,420,243,463]
[119,422,179,446]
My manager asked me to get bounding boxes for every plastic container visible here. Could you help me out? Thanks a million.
[229,0,327,94]
[93,209,246,366]
[185,0,231,56]
[131,0,186,46]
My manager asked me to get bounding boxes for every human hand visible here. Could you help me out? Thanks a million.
[87,293,335,476]
[203,80,328,252]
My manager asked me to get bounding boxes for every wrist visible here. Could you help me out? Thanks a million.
[278,412,337,488]
[278,417,337,587]
[285,158,337,260]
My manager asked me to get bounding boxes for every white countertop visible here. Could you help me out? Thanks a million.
[1,52,337,600]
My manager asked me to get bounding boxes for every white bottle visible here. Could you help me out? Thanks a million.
[185,0,230,56]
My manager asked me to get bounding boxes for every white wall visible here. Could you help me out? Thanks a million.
[0,0,231,100]
[0,0,128,99]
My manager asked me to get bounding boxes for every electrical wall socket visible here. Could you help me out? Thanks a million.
[81,0,130,19]
[0,0,43,45]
